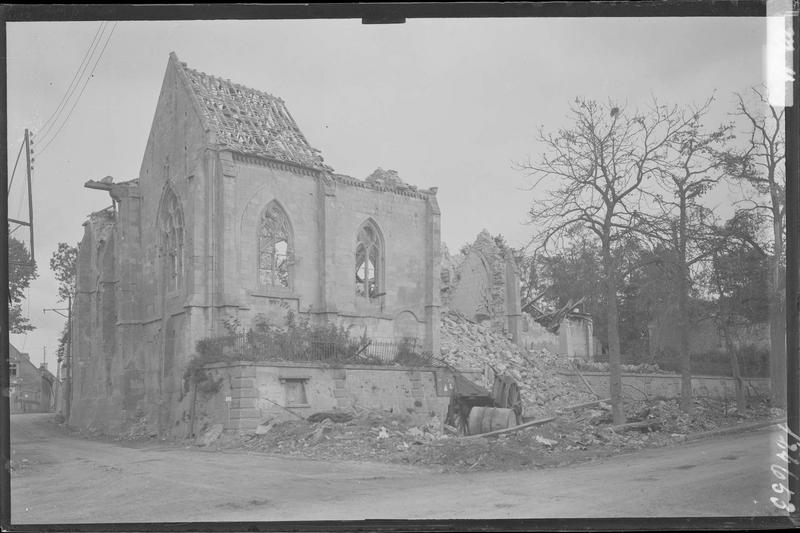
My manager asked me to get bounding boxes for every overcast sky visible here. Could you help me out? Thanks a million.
[7,16,768,370]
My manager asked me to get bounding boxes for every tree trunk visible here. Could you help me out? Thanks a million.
[677,273,693,414]
[603,243,626,425]
[769,172,786,408]
[721,322,746,413]
[768,274,786,408]
[677,197,693,414]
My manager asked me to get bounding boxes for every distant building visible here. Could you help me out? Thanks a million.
[9,343,57,413]
[520,302,594,360]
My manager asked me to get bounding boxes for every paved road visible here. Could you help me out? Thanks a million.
[9,413,792,523]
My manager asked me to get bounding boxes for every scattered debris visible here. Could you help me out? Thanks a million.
[196,424,224,447]
[236,393,774,473]
[306,411,354,424]
[575,360,666,374]
[255,423,273,436]
[535,435,558,447]
[463,415,555,440]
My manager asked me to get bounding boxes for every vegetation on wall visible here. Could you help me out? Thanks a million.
[183,312,433,394]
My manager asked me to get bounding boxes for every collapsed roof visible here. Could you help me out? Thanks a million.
[171,52,330,172]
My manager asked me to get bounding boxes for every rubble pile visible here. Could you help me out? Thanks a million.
[238,407,591,471]
[438,310,596,418]
[241,409,450,462]
[575,360,665,374]
[237,396,773,472]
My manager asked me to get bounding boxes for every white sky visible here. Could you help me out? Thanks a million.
[6,17,768,371]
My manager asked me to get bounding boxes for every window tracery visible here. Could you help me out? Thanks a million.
[161,188,184,292]
[258,202,292,288]
[355,221,383,298]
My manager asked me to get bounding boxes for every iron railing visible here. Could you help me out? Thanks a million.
[198,332,432,366]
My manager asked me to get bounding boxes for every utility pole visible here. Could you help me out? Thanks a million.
[44,296,71,422]
[8,129,36,266]
[67,294,72,422]
[25,129,34,263]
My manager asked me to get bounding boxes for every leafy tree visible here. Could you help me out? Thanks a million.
[50,242,78,303]
[50,242,78,364]
[8,236,37,333]
[529,229,606,341]
[518,98,699,424]
[616,243,676,363]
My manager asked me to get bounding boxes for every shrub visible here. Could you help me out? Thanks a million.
[183,314,434,391]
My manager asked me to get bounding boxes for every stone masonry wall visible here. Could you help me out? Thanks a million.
[446,230,521,341]
[561,371,771,402]
[192,362,475,434]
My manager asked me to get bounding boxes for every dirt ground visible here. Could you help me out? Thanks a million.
[10,413,792,523]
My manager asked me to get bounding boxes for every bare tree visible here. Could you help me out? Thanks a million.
[643,98,731,413]
[519,98,699,425]
[730,87,786,407]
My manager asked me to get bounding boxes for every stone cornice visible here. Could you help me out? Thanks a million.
[331,173,437,201]
[230,151,319,177]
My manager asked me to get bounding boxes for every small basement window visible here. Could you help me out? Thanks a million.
[280,378,308,407]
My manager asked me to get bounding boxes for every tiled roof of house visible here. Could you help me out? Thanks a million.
[171,53,330,171]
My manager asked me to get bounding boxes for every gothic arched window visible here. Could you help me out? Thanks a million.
[355,220,383,298]
[161,188,185,292]
[258,202,292,288]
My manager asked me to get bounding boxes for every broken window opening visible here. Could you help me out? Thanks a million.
[282,378,308,406]
[355,221,383,299]
[258,202,292,289]
[161,188,185,292]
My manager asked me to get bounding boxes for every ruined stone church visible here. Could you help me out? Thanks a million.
[71,53,441,433]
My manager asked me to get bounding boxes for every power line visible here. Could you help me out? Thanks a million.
[7,136,25,194]
[39,22,118,156]
[37,22,107,141]
[38,22,109,147]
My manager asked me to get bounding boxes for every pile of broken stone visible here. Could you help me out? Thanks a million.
[225,309,775,470]
[575,360,666,374]
[437,309,597,419]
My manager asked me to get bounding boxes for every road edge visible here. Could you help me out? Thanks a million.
[684,418,785,442]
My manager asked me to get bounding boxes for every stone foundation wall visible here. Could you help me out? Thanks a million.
[560,371,771,401]
[192,362,479,434]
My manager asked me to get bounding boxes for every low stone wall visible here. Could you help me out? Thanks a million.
[560,371,771,401]
[196,362,483,434]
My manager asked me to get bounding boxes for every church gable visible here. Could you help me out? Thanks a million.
[170,52,329,172]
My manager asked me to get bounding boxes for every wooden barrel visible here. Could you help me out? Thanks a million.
[467,407,517,435]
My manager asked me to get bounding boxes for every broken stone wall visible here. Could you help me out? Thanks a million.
[518,314,560,353]
[444,230,522,343]
[185,361,471,434]
[70,54,212,437]
[561,371,771,402]
[558,315,594,360]
[229,162,440,353]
